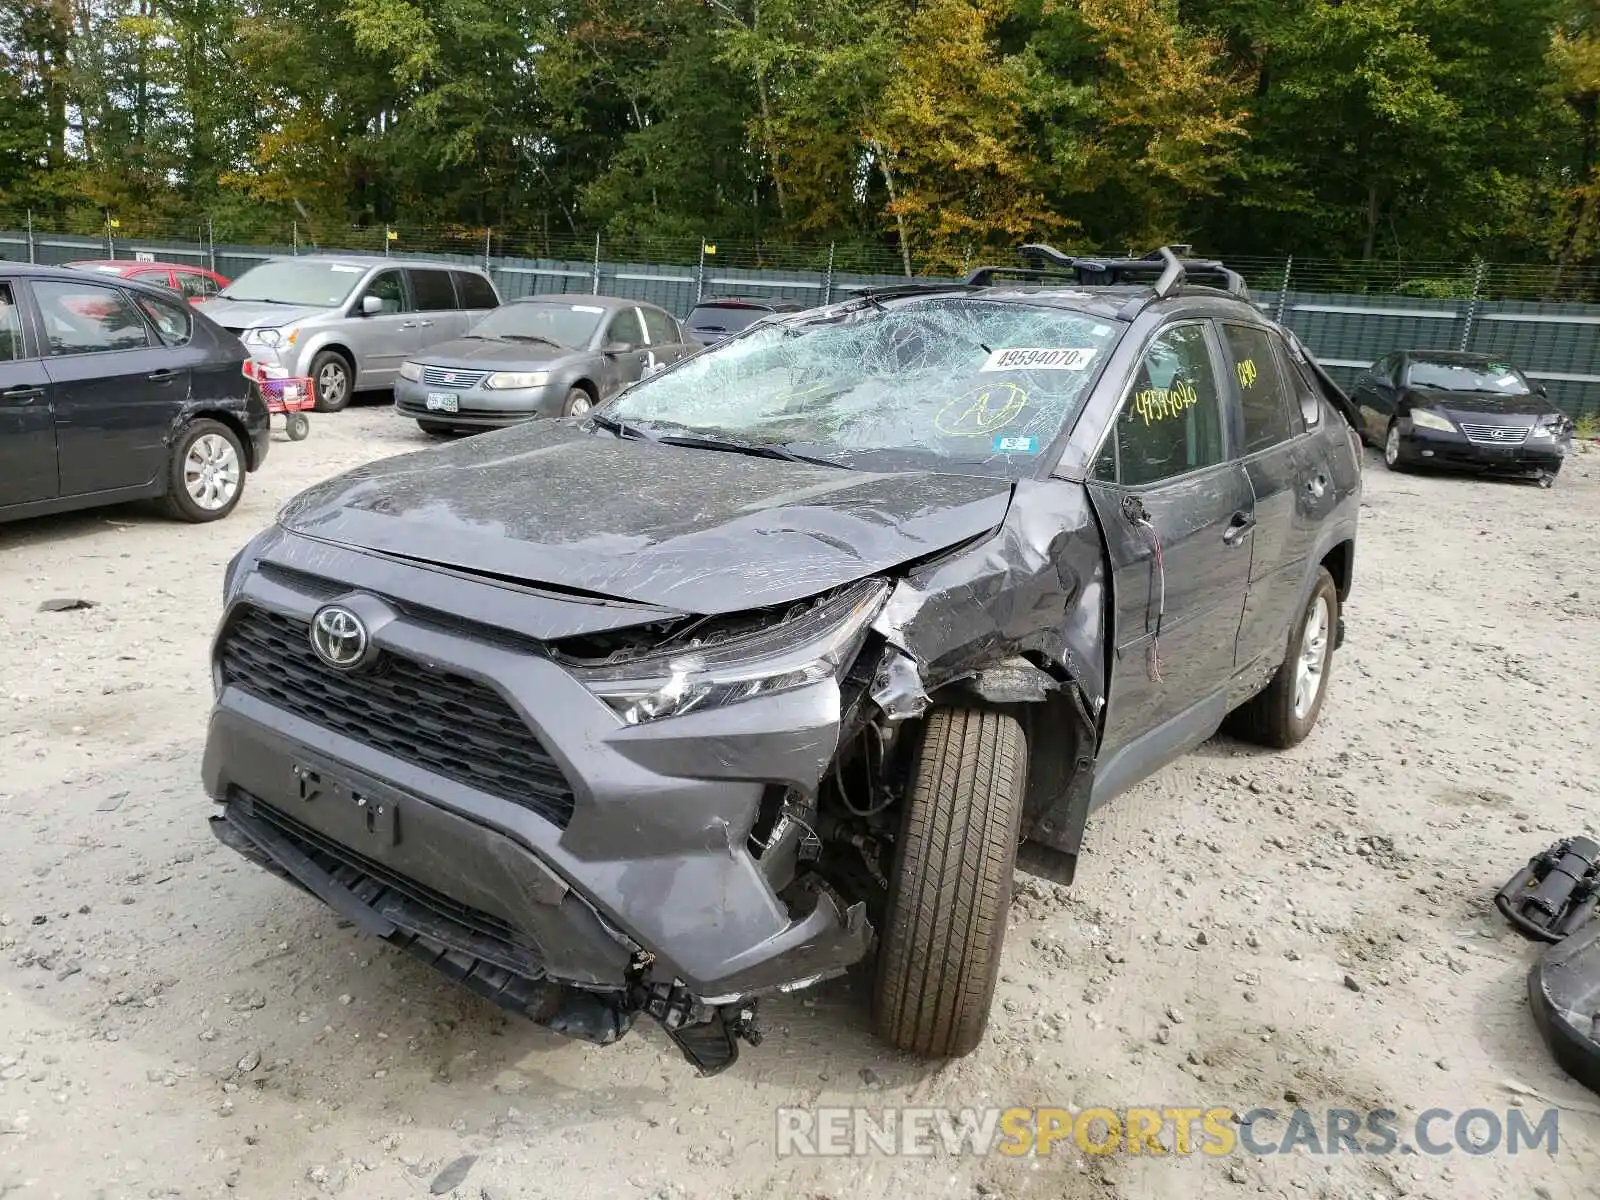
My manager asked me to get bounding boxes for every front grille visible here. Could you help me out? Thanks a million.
[420,366,488,389]
[1459,421,1531,446]
[238,799,552,1009]
[220,606,576,828]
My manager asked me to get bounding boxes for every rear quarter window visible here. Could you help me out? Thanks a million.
[452,271,499,309]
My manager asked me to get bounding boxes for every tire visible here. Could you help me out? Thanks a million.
[1228,567,1339,749]
[160,418,246,523]
[1383,422,1408,472]
[562,386,595,417]
[310,350,353,413]
[286,412,310,441]
[873,707,1026,1058]
[417,420,455,437]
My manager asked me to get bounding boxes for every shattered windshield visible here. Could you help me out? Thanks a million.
[605,297,1123,473]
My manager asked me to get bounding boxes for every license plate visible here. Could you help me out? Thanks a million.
[425,392,459,413]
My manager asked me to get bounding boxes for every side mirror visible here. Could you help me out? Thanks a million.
[601,341,629,355]
[1535,382,1548,397]
[361,295,383,316]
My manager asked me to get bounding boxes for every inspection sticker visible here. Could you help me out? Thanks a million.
[993,434,1040,454]
[979,347,1094,372]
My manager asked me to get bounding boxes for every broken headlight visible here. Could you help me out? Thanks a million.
[577,579,889,725]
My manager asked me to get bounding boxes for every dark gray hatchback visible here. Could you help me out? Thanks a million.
[203,248,1362,1073]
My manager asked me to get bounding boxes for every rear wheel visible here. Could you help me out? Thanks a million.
[160,419,245,523]
[872,707,1026,1058]
[1228,567,1338,748]
[311,351,353,413]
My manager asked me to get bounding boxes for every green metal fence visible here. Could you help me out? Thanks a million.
[3,223,1597,418]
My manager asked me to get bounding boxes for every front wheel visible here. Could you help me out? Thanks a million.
[1227,567,1339,748]
[161,419,245,523]
[562,387,594,417]
[872,707,1026,1058]
[1383,423,1407,472]
[310,351,353,413]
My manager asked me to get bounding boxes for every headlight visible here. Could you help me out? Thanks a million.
[576,579,889,725]
[484,371,550,390]
[1530,417,1568,440]
[399,361,422,382]
[1409,409,1454,432]
[242,327,297,349]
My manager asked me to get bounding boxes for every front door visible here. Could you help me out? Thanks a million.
[0,280,58,506]
[347,268,419,387]
[640,305,689,378]
[599,307,651,395]
[30,277,178,497]
[1087,321,1255,802]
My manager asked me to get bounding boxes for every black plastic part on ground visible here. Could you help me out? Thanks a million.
[1528,918,1600,1098]
[1495,836,1600,942]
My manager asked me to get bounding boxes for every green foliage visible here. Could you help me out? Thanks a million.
[0,0,1594,276]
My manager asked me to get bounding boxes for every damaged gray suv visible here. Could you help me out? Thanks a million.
[204,247,1362,1073]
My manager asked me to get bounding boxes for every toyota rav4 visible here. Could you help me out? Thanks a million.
[203,247,1362,1073]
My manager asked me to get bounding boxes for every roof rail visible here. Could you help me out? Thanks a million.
[966,244,1251,308]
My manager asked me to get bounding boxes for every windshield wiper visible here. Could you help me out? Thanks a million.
[589,412,658,441]
[223,297,302,305]
[655,433,846,468]
[500,333,562,347]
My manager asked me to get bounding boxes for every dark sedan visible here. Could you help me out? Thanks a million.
[1,263,269,525]
[1349,350,1573,485]
[683,297,806,347]
[393,294,694,434]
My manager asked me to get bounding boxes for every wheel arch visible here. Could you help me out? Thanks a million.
[168,408,257,470]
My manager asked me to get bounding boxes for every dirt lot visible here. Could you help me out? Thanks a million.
[2,404,1599,1200]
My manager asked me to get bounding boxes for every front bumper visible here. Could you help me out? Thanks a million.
[202,536,871,1053]
[1396,424,1567,473]
[394,378,566,426]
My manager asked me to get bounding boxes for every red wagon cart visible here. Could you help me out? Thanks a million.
[243,362,314,441]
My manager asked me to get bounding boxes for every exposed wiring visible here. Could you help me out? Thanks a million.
[836,732,896,818]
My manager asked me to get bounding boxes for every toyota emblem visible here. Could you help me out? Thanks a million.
[310,605,370,670]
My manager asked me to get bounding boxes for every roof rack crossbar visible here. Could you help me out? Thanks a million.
[965,243,1250,305]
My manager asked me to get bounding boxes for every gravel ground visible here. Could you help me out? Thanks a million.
[2,404,1599,1200]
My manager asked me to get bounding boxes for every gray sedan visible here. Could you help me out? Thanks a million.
[394,294,694,434]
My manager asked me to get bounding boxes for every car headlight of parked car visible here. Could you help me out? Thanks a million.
[575,579,890,725]
[242,327,296,349]
[1529,416,1570,440]
[399,361,422,382]
[1409,409,1455,432]
[484,371,551,390]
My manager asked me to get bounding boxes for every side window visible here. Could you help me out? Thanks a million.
[605,309,647,350]
[139,270,179,293]
[32,281,153,355]
[451,271,499,309]
[641,307,679,345]
[1224,323,1296,453]
[1095,324,1226,487]
[135,294,193,347]
[0,283,23,361]
[176,271,218,301]
[356,270,407,315]
[408,268,456,312]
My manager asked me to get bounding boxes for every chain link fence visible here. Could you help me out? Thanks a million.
[2,210,1597,416]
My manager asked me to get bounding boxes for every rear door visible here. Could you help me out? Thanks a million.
[0,279,58,506]
[406,267,468,346]
[450,270,500,331]
[1086,321,1255,792]
[639,305,688,377]
[346,268,418,387]
[598,307,651,395]
[30,277,178,496]
[1217,320,1310,677]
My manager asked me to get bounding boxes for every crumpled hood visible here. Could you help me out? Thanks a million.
[413,338,584,370]
[198,300,329,332]
[278,423,1015,613]
[1404,386,1554,418]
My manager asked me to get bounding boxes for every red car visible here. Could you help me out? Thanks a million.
[64,259,230,306]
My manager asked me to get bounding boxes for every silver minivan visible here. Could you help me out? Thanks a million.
[198,256,501,412]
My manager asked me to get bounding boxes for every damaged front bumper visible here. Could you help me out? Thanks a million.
[203,544,873,1072]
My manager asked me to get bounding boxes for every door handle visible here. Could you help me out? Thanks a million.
[399,321,418,329]
[147,369,178,383]
[0,385,44,402]
[1222,511,1256,546]
[417,320,434,328]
